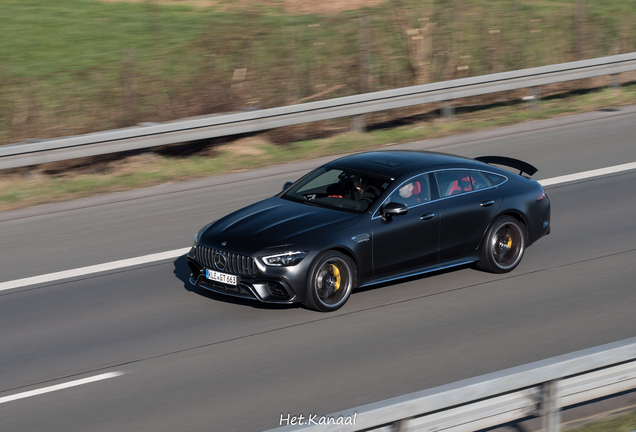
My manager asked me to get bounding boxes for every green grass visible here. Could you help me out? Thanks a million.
[568,409,636,432]
[2,0,636,146]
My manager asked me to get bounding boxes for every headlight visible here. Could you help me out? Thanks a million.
[262,251,308,267]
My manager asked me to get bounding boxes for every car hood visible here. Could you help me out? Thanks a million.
[200,197,361,250]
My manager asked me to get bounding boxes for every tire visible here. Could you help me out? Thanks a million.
[304,251,355,312]
[477,216,526,273]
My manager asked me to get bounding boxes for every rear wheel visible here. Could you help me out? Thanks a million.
[478,216,526,273]
[304,251,355,312]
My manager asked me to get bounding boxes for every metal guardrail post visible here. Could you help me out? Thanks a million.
[541,379,561,432]
[443,101,455,120]
[530,86,541,109]
[611,73,621,89]
[393,418,410,432]
[351,115,366,132]
[522,87,541,109]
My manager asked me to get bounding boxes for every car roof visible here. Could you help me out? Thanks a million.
[329,150,482,179]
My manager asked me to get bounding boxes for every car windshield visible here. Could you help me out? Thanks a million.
[282,166,393,213]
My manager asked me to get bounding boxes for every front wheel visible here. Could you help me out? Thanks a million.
[477,216,526,273]
[304,251,355,312]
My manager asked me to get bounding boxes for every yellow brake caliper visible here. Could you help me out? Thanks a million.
[506,234,513,249]
[330,264,341,292]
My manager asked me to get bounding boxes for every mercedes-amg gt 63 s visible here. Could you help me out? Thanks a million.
[188,151,550,312]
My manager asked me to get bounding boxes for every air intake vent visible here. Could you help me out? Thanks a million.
[267,282,290,300]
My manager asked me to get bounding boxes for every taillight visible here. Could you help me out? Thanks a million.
[537,189,547,201]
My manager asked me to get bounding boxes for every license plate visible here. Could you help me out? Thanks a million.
[205,269,237,286]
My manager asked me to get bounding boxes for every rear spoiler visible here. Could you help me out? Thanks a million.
[475,156,538,176]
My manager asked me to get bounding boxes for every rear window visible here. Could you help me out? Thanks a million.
[469,171,493,190]
[482,172,507,185]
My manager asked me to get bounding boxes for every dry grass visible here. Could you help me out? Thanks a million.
[283,0,386,14]
[97,0,386,14]
[221,136,268,157]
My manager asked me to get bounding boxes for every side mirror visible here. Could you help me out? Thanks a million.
[282,181,293,191]
[381,202,408,221]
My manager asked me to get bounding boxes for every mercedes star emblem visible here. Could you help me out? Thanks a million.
[214,252,227,271]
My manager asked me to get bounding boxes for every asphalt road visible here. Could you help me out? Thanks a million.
[1,106,636,431]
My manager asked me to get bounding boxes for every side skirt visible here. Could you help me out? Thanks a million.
[358,256,479,288]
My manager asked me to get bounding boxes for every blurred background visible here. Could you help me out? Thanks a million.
[2,0,635,146]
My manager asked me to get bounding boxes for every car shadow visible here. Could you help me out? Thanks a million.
[172,254,300,311]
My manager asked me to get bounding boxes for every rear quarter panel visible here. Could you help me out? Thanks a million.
[495,174,550,245]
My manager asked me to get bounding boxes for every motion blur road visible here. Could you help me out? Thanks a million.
[1,106,636,431]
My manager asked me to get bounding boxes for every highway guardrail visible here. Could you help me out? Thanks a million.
[265,337,636,432]
[2,52,636,170]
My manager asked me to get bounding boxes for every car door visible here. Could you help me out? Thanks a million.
[371,173,440,275]
[434,170,503,260]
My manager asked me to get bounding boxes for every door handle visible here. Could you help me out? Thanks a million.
[480,200,495,207]
[420,213,435,220]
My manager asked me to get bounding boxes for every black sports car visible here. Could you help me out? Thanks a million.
[187,151,550,312]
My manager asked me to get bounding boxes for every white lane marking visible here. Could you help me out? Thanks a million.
[0,372,124,404]
[1,161,636,293]
[539,161,636,186]
[0,248,190,292]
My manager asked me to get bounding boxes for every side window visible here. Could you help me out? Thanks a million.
[469,171,493,191]
[435,170,473,197]
[483,172,506,185]
[388,174,431,207]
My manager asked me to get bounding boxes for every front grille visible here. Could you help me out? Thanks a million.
[194,246,258,276]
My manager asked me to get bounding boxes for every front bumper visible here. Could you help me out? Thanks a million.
[187,247,302,304]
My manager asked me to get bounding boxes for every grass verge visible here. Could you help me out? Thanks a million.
[567,408,636,432]
[1,81,635,213]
